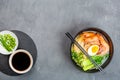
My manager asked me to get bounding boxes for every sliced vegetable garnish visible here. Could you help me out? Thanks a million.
[0,34,16,52]
[71,51,109,71]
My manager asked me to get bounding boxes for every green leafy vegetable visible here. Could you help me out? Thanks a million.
[0,34,16,52]
[81,59,94,71]
[91,56,103,64]
[71,51,109,71]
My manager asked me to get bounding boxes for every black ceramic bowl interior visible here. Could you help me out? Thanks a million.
[70,28,114,73]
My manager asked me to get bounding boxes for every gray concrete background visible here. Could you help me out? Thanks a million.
[0,0,119,80]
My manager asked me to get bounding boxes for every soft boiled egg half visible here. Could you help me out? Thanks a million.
[88,45,99,56]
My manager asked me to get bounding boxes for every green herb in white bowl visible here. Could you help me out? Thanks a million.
[0,30,18,55]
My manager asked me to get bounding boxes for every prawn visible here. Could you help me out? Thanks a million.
[96,33,109,55]
[72,31,109,56]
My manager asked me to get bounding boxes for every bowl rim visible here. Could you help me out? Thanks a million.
[70,27,114,73]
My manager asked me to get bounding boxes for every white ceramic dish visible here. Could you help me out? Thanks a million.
[0,30,19,55]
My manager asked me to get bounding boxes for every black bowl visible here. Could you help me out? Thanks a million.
[70,27,114,73]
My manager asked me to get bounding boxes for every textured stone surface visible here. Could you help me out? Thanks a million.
[0,0,119,80]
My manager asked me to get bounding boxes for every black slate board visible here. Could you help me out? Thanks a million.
[0,30,37,76]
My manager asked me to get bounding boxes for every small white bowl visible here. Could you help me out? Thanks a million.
[0,30,19,55]
[9,49,33,74]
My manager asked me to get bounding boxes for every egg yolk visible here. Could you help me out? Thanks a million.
[92,45,99,53]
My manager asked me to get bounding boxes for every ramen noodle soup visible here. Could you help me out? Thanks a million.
[71,31,109,71]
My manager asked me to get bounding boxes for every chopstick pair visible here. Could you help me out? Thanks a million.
[65,32,104,72]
